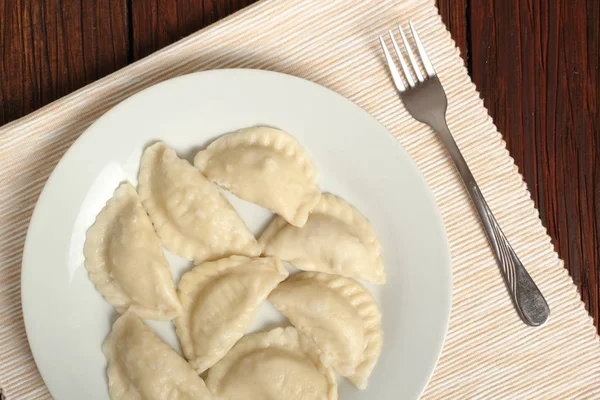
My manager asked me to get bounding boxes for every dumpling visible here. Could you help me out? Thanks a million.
[260,193,386,284]
[103,312,213,399]
[174,256,288,373]
[269,272,382,390]
[138,142,261,263]
[206,327,337,400]
[84,182,181,320]
[194,126,321,227]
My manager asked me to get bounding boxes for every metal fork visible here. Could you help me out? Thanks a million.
[380,22,550,326]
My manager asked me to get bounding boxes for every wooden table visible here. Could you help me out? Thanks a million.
[0,0,598,333]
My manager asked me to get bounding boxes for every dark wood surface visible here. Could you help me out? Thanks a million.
[438,0,600,330]
[1,0,598,332]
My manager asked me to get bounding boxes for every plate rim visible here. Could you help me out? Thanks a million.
[21,68,452,399]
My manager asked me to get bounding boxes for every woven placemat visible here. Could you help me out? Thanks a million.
[1,0,599,398]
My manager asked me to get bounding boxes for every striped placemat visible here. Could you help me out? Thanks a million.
[1,0,599,398]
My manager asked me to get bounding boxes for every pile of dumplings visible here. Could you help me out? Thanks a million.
[84,126,385,400]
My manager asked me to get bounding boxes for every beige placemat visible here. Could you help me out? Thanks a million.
[1,0,600,398]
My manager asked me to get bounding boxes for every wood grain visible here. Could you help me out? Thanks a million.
[465,0,600,330]
[437,0,469,70]
[0,0,599,333]
[0,0,128,124]
[130,0,258,60]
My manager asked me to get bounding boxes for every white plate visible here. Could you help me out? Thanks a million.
[21,69,451,400]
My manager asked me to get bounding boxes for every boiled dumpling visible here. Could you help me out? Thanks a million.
[174,256,288,373]
[138,142,261,263]
[83,182,181,320]
[260,193,386,284]
[194,126,321,227]
[206,327,337,400]
[103,312,213,399]
[269,272,382,390]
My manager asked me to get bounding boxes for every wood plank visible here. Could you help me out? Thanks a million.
[470,0,600,330]
[131,0,258,61]
[438,0,469,69]
[0,0,129,125]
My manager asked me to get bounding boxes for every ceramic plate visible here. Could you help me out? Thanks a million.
[21,69,451,400]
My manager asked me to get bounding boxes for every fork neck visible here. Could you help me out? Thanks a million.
[427,116,477,191]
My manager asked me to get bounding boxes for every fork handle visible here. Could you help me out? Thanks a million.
[430,116,550,326]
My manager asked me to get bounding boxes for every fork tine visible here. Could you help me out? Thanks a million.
[388,31,415,87]
[378,35,406,92]
[409,21,436,77]
[398,25,425,82]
